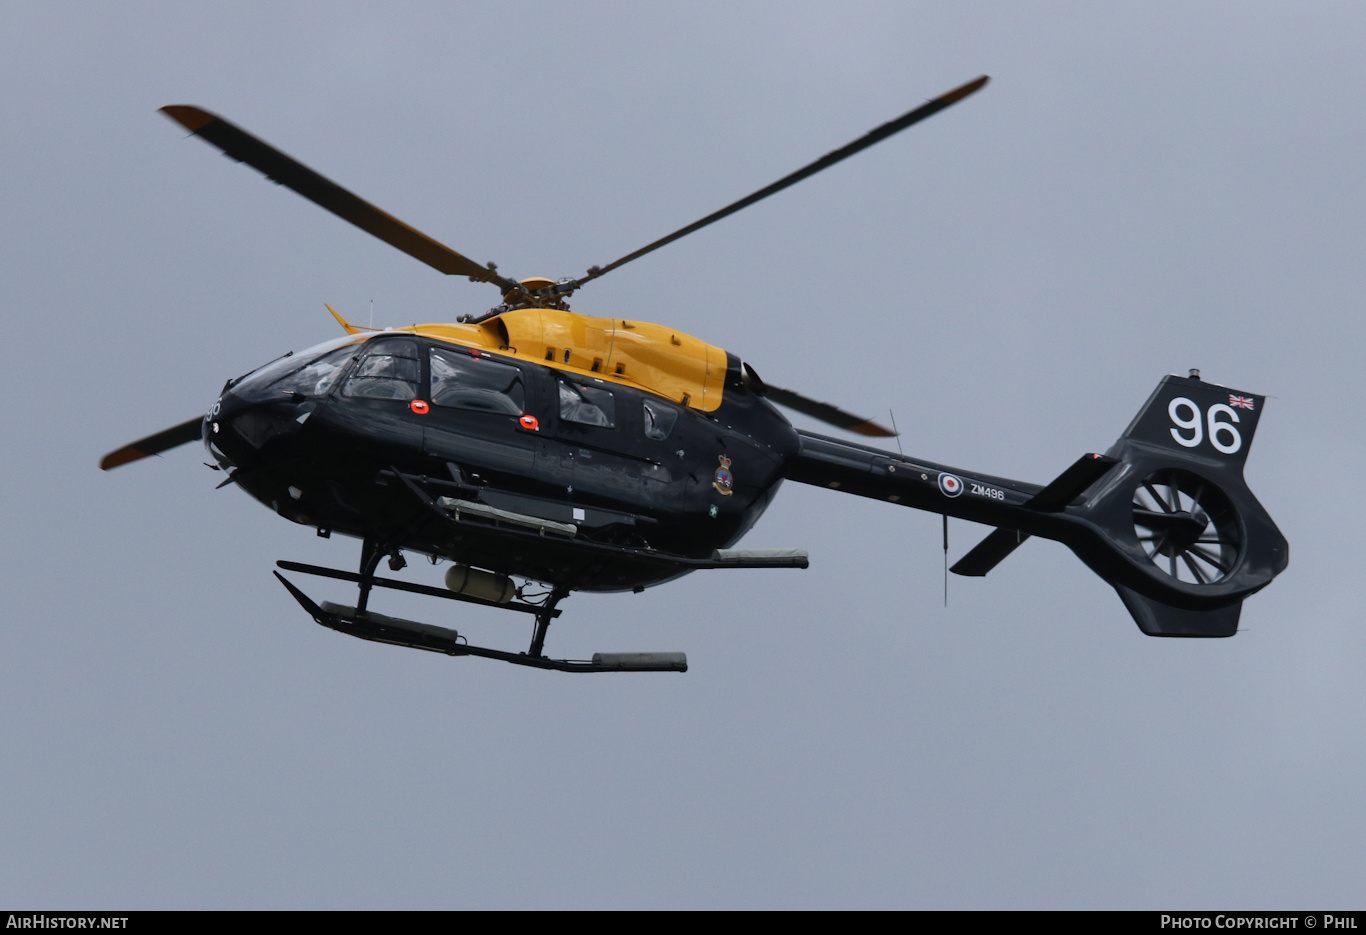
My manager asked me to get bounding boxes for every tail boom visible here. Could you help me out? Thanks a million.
[782,374,1287,636]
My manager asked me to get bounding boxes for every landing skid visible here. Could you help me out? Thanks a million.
[272,546,686,673]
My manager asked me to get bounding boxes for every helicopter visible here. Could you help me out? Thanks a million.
[102,76,1288,672]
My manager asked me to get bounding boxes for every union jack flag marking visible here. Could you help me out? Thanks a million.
[1229,395,1255,410]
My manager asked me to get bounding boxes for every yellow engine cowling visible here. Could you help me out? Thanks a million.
[401,307,728,412]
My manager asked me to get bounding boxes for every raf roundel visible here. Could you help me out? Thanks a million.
[938,472,964,498]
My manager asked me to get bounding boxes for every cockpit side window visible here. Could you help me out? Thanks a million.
[429,348,524,416]
[559,380,616,428]
[342,339,420,401]
[641,396,680,440]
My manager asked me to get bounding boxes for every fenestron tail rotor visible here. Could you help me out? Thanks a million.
[1132,469,1241,585]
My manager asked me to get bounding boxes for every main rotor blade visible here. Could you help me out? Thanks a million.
[743,364,894,437]
[159,106,511,288]
[577,75,988,286]
[763,385,896,437]
[100,417,204,470]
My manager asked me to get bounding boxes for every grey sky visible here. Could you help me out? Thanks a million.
[2,2,1363,908]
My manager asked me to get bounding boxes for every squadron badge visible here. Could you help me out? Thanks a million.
[713,455,735,496]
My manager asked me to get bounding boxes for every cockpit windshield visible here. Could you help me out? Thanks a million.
[231,335,363,402]
[275,346,356,398]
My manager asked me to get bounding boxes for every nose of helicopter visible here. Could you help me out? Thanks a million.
[205,388,313,470]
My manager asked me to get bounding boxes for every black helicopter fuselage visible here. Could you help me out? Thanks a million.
[206,328,800,592]
[100,82,1292,656]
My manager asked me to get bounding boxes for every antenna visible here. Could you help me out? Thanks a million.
[889,410,903,456]
[942,514,949,607]
[369,299,374,330]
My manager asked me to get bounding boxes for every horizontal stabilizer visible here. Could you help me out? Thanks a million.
[951,527,1027,577]
[951,453,1118,577]
[1026,453,1118,512]
[1115,585,1241,638]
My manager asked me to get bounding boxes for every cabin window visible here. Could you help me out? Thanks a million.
[342,339,420,401]
[559,380,615,428]
[429,347,525,416]
[642,397,680,440]
[274,346,356,397]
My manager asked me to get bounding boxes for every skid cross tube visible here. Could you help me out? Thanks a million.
[276,560,555,616]
[355,535,386,614]
[272,531,683,671]
[273,572,684,672]
[527,587,569,658]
